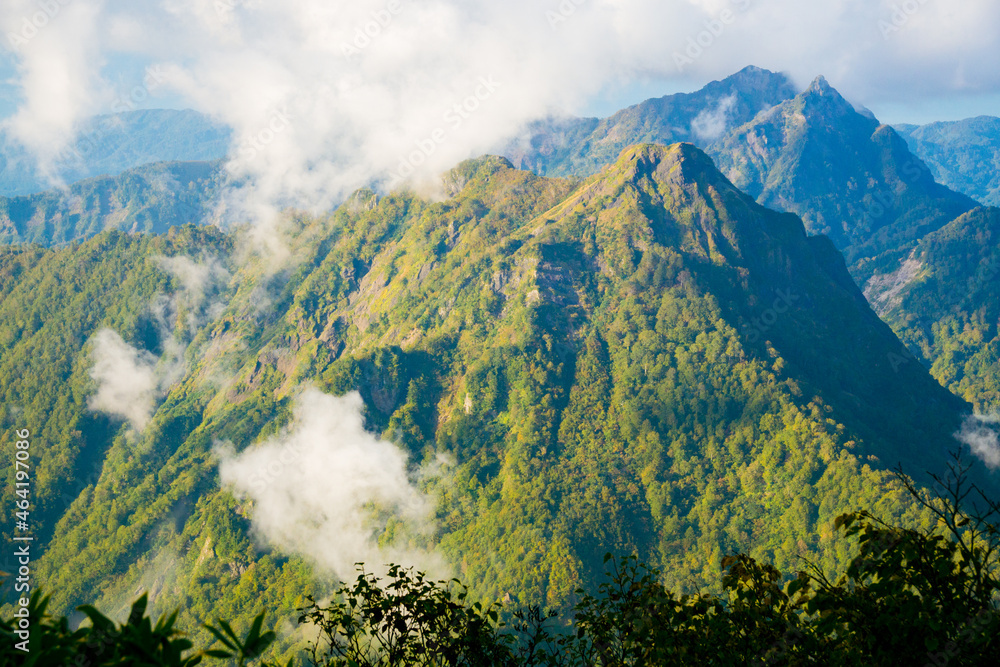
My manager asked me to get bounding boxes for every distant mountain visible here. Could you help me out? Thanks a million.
[870,206,1000,413]
[4,146,983,658]
[0,161,224,245]
[710,76,977,282]
[500,65,798,177]
[894,117,1000,207]
[499,70,977,286]
[0,109,230,196]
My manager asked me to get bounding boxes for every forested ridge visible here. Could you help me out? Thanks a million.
[0,143,995,662]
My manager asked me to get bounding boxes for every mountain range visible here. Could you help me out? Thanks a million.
[6,68,987,294]
[0,109,229,197]
[1,142,993,660]
[895,116,1000,207]
[0,160,223,245]
[869,206,1000,414]
[1,66,999,661]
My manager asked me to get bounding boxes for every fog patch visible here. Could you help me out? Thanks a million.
[956,414,1000,470]
[216,388,444,581]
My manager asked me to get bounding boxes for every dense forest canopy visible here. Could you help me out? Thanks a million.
[0,143,996,663]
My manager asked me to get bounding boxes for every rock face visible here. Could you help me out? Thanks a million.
[710,76,976,281]
[875,206,1000,413]
[498,68,977,290]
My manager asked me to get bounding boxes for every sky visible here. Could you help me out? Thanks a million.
[1,0,998,217]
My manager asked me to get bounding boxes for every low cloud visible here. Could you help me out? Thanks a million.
[88,328,159,431]
[691,94,736,141]
[87,254,231,430]
[0,0,107,175]
[3,1,1000,235]
[153,253,231,333]
[215,388,442,580]
[955,414,1000,470]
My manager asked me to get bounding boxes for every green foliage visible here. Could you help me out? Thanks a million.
[2,457,998,665]
[711,78,976,283]
[291,460,1000,666]
[300,564,513,666]
[0,590,279,666]
[506,66,797,179]
[204,611,290,667]
[0,161,224,246]
[895,116,1000,207]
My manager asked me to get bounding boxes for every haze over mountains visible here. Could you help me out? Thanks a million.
[499,66,799,177]
[894,117,1000,207]
[5,67,994,290]
[0,160,223,245]
[0,109,229,196]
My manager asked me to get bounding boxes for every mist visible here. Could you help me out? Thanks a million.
[2,0,999,232]
[215,388,443,581]
[691,93,737,141]
[87,328,160,431]
[87,253,231,430]
[956,414,1000,471]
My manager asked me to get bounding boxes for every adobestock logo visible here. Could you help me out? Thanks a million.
[743,289,800,344]
[227,83,331,168]
[5,0,73,52]
[546,0,588,31]
[857,159,925,234]
[391,76,502,185]
[110,65,169,115]
[879,0,934,40]
[341,0,406,59]
[232,107,293,167]
[673,0,752,72]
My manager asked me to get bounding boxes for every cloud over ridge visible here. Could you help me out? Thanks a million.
[2,0,998,223]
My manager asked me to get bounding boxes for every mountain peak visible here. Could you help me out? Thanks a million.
[724,65,793,88]
[797,75,860,119]
[612,142,728,189]
[617,141,707,164]
[808,75,831,93]
[707,65,798,102]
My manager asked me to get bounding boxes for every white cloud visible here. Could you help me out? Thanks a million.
[88,328,159,431]
[955,414,1000,470]
[87,254,230,430]
[2,1,1000,226]
[691,94,736,141]
[0,0,108,175]
[153,253,230,328]
[215,388,442,580]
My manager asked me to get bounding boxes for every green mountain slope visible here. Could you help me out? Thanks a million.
[871,206,1000,413]
[0,146,986,657]
[0,161,223,246]
[501,66,797,177]
[711,77,977,282]
[895,117,1000,207]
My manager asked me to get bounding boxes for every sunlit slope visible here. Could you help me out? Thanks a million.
[1,146,985,654]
